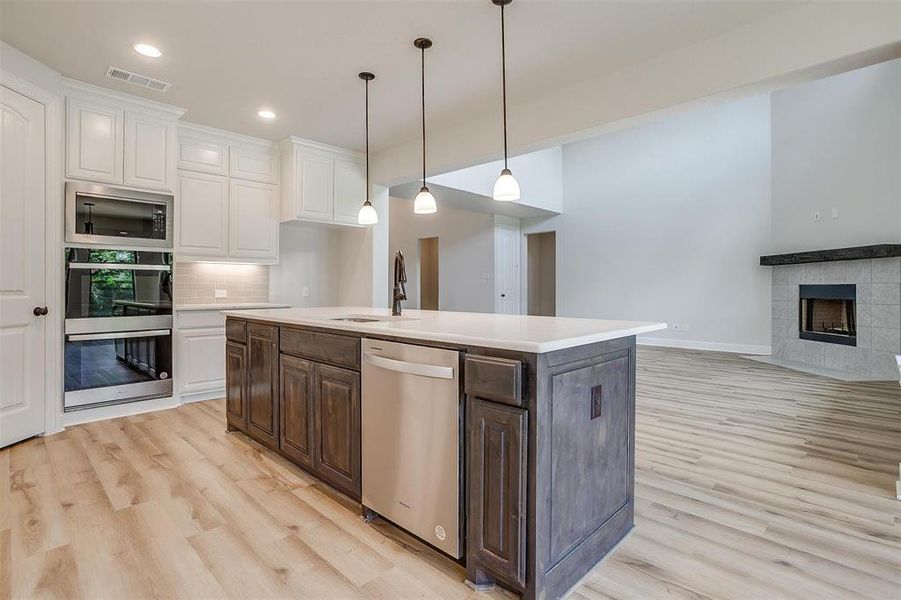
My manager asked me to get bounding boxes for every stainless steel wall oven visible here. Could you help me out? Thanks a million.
[64,247,174,410]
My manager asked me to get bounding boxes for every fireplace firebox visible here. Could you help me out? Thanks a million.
[799,284,856,346]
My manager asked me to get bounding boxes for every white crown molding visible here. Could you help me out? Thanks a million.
[62,76,186,118]
[281,135,363,160]
[638,336,771,356]
[178,120,278,150]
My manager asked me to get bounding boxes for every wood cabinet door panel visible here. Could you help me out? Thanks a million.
[468,398,527,588]
[280,354,315,468]
[225,341,248,430]
[246,324,279,449]
[547,353,630,566]
[314,363,361,497]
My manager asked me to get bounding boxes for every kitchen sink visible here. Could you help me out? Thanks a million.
[330,317,381,323]
[326,314,418,323]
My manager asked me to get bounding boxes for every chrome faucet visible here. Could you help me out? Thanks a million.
[392,250,407,316]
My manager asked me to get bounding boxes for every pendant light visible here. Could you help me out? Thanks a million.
[412,37,437,214]
[492,0,521,202]
[357,71,379,225]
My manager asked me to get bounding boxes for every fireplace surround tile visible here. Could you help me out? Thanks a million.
[770,257,899,380]
[871,257,901,283]
[871,283,901,305]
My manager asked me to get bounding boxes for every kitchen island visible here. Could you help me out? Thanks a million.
[222,307,665,600]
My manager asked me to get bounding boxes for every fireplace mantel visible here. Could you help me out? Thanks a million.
[760,244,901,266]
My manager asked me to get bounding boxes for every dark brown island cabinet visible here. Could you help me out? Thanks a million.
[225,315,639,600]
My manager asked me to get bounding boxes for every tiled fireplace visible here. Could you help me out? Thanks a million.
[763,246,901,380]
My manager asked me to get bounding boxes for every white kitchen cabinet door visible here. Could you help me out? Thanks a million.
[297,150,334,221]
[229,144,279,183]
[177,328,227,395]
[66,96,124,183]
[229,180,278,261]
[176,171,229,258]
[178,133,228,175]
[124,110,176,191]
[333,157,366,225]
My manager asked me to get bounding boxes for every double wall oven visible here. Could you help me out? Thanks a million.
[64,183,175,410]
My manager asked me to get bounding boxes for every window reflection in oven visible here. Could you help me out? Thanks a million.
[65,248,173,320]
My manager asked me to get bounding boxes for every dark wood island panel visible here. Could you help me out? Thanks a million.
[225,315,636,600]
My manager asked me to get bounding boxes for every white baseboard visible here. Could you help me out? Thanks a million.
[638,336,771,356]
[179,388,225,405]
[61,395,179,428]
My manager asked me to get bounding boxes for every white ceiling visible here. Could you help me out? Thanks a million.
[0,1,800,152]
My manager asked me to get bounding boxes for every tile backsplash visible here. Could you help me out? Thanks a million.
[175,262,269,304]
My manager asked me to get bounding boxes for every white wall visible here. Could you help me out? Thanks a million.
[373,2,901,187]
[523,94,773,352]
[771,58,901,253]
[431,147,563,213]
[270,223,340,307]
[389,196,495,313]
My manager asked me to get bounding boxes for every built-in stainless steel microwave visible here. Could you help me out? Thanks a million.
[65,182,174,249]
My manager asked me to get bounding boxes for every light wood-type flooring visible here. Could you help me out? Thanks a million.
[2,347,900,599]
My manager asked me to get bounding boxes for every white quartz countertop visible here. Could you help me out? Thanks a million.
[220,306,666,353]
[175,302,291,311]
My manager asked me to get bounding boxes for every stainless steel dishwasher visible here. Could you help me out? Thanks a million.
[361,338,461,558]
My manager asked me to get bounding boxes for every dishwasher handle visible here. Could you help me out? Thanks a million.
[363,352,455,380]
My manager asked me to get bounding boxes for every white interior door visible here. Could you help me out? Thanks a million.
[1,85,47,447]
[495,223,520,314]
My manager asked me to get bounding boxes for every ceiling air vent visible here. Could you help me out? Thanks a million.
[105,66,171,93]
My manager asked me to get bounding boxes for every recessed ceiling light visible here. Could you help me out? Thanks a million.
[134,43,162,58]
[257,109,277,120]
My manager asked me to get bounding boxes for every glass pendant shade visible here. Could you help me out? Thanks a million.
[413,186,437,214]
[357,200,378,225]
[493,168,520,201]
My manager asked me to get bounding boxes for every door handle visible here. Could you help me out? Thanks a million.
[68,329,170,342]
[33,306,48,316]
[363,353,454,380]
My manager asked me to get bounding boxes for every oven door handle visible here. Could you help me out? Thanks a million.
[67,263,171,271]
[68,329,171,342]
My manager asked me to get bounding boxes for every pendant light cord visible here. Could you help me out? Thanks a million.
[421,45,427,187]
[501,3,508,170]
[365,77,370,203]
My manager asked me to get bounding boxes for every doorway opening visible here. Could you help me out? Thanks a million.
[527,232,556,316]
[418,237,439,310]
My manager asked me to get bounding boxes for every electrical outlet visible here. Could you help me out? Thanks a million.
[814,211,821,222]
[670,323,680,331]
[302,286,310,298]
[831,208,839,219]
[214,289,227,298]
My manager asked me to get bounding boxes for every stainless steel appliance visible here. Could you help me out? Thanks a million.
[64,247,173,410]
[361,338,462,558]
[66,182,173,249]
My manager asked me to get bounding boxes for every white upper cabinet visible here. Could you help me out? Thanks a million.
[297,149,334,221]
[229,180,278,261]
[176,171,228,258]
[230,143,279,184]
[177,131,228,175]
[334,156,366,225]
[66,96,124,184]
[64,80,184,190]
[124,110,176,191]
[280,137,366,227]
[175,124,280,264]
